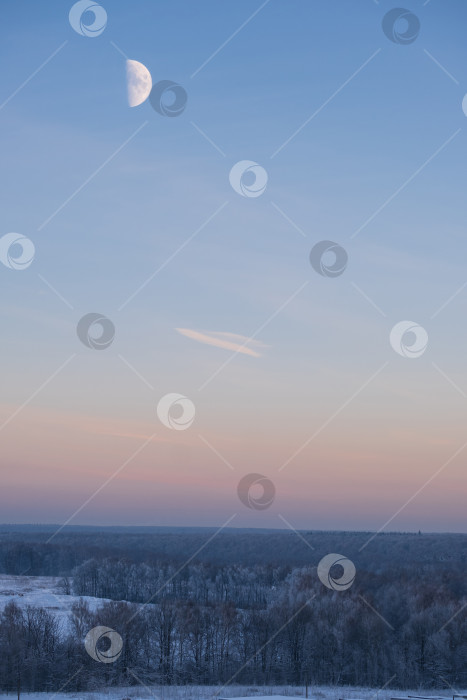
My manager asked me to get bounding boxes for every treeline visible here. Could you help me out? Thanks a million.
[0,528,465,575]
[0,561,465,692]
[71,559,281,607]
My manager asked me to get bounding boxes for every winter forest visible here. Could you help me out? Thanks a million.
[0,528,465,694]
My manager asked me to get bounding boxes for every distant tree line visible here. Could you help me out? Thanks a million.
[0,555,465,693]
[0,529,465,575]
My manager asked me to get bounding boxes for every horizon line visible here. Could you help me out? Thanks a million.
[0,523,465,536]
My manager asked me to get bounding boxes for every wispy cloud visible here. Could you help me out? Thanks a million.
[176,328,267,357]
[0,404,167,444]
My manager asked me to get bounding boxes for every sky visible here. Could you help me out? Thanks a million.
[0,0,466,533]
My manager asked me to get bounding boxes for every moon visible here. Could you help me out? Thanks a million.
[126,59,152,107]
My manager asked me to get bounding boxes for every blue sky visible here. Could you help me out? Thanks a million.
[0,0,466,531]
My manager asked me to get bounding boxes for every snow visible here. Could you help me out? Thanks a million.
[0,574,111,630]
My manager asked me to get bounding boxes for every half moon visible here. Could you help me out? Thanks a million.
[126,59,152,107]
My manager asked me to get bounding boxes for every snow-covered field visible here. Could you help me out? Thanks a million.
[0,686,463,700]
[0,574,111,629]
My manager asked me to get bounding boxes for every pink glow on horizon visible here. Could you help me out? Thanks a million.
[0,403,464,532]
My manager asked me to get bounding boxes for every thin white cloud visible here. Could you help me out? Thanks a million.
[176,328,267,357]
